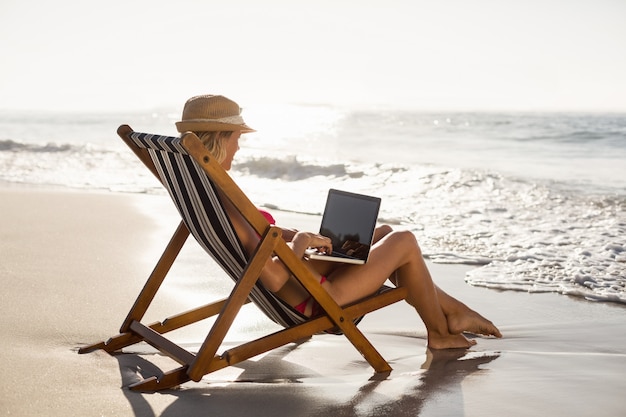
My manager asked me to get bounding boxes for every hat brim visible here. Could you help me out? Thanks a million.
[175,120,256,133]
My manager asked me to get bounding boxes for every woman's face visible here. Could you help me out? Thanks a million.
[221,130,241,170]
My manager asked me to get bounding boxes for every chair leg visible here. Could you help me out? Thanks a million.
[120,221,189,332]
[79,297,233,354]
[273,241,396,373]
[341,326,392,373]
[128,367,191,392]
[187,227,281,382]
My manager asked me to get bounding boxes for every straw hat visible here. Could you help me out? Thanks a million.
[175,95,255,133]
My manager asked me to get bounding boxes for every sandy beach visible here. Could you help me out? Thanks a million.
[1,186,625,417]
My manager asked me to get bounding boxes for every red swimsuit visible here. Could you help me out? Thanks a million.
[293,276,327,317]
[259,208,326,317]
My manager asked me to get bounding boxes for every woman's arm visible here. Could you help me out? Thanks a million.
[226,198,330,293]
[257,230,331,294]
[259,208,298,241]
[279,227,298,242]
[287,231,332,259]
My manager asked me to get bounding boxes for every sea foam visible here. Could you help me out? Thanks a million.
[1,108,625,304]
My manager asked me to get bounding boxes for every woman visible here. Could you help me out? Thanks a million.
[176,94,502,349]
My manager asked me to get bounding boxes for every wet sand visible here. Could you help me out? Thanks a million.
[1,187,624,416]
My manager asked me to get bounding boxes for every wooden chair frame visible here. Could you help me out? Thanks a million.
[79,125,407,391]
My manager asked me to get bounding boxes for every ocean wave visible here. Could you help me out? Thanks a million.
[235,156,362,180]
[233,155,626,305]
[0,139,162,192]
[0,139,79,153]
[2,110,626,306]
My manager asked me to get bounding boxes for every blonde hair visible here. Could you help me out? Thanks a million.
[195,131,233,163]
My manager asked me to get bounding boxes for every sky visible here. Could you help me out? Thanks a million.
[0,0,625,113]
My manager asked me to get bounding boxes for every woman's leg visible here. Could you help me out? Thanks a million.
[435,285,502,338]
[324,230,479,349]
[372,225,501,338]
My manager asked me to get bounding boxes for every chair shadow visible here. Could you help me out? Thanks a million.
[114,339,500,417]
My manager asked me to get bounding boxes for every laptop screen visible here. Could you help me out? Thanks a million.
[319,189,381,260]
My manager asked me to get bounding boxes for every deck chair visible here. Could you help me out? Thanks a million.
[79,124,408,392]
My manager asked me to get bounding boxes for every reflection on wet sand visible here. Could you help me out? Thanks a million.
[115,343,500,417]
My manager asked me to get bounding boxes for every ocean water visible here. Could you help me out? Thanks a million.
[1,106,625,304]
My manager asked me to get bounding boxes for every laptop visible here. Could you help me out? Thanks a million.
[305,189,381,264]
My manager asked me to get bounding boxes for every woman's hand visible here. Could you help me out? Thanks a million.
[289,231,332,258]
[307,233,333,254]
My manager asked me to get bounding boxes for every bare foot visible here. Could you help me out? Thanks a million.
[447,309,502,338]
[427,332,477,350]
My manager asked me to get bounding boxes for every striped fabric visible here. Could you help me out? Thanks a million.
[128,131,306,328]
